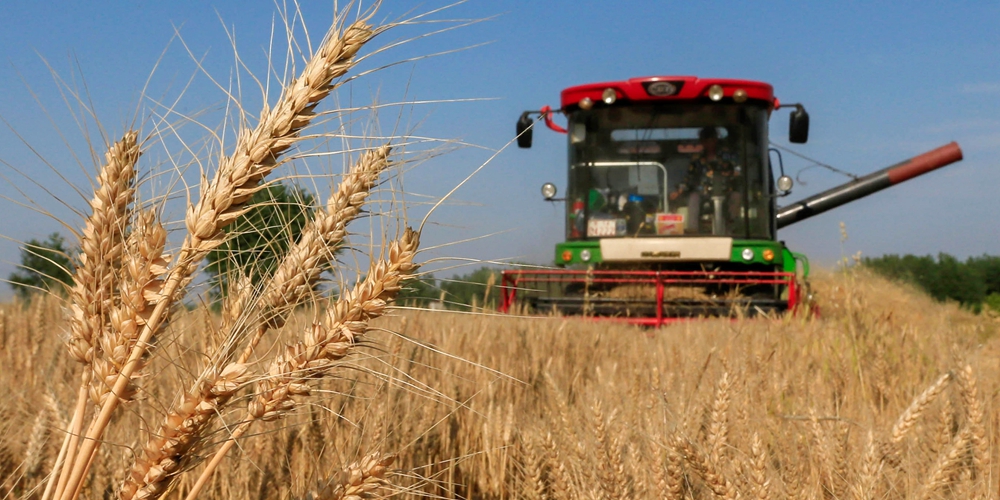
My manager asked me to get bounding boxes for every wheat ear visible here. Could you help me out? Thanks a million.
[182,227,419,500]
[119,145,392,500]
[852,430,881,500]
[303,452,396,500]
[60,19,378,500]
[49,131,140,500]
[90,210,169,407]
[659,436,684,500]
[67,130,140,364]
[748,432,769,500]
[956,365,988,479]
[241,144,393,357]
[676,436,738,500]
[920,427,971,499]
[890,372,951,446]
[707,371,731,465]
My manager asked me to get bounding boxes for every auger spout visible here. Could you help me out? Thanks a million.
[776,142,963,229]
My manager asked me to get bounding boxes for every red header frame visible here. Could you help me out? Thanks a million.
[560,76,775,110]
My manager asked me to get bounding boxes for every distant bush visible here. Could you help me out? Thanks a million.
[863,253,1000,312]
[396,266,503,310]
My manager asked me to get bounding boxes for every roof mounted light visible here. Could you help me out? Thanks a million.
[733,89,748,103]
[579,97,594,110]
[602,88,617,105]
[708,84,724,102]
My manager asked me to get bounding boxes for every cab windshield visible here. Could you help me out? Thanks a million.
[566,102,772,240]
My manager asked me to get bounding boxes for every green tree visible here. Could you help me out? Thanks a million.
[204,183,316,300]
[864,253,987,310]
[967,255,1000,295]
[8,232,74,299]
[441,267,502,310]
[395,275,442,307]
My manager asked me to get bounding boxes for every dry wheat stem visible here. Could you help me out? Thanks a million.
[59,18,378,500]
[181,227,419,500]
[120,145,392,500]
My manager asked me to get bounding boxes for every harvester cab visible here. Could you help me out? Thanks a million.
[500,76,963,325]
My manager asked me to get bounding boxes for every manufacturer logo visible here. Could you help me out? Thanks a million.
[646,81,678,96]
[640,250,681,258]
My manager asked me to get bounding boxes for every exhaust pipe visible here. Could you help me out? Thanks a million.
[777,142,963,229]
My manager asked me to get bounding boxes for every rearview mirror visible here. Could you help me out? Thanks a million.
[516,113,533,148]
[789,106,809,144]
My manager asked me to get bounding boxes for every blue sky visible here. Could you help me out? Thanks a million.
[0,1,998,292]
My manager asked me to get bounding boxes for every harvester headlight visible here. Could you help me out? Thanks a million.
[708,84,724,102]
[541,182,558,200]
[733,89,748,103]
[741,248,755,261]
[579,97,594,110]
[602,88,617,105]
[580,249,592,262]
[777,175,794,192]
[762,249,775,261]
[561,250,573,263]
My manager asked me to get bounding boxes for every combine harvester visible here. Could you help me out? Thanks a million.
[499,76,962,325]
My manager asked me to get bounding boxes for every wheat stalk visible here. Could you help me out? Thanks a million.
[90,210,168,408]
[303,452,396,500]
[66,131,141,365]
[181,227,419,500]
[707,371,731,465]
[748,432,769,500]
[957,365,988,479]
[521,434,548,500]
[49,131,140,500]
[119,145,393,500]
[920,426,971,499]
[58,17,380,500]
[882,370,952,470]
[676,436,739,500]
[241,144,393,357]
[852,431,881,500]
[658,435,685,500]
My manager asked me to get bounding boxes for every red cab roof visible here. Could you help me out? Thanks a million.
[560,76,775,109]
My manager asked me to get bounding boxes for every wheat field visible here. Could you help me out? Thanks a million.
[0,3,997,500]
[1,268,998,499]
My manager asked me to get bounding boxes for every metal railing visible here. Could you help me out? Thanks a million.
[500,269,797,326]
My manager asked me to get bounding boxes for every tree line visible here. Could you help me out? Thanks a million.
[8,182,503,311]
[863,253,1000,313]
[8,184,318,302]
